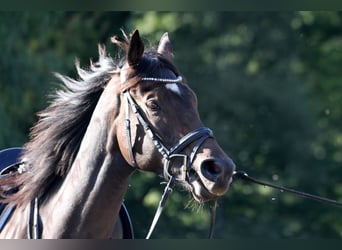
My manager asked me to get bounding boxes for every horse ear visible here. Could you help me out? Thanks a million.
[157,32,173,61]
[127,30,144,66]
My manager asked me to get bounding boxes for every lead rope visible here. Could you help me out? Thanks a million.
[234,170,342,207]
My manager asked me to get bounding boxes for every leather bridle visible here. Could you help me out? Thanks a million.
[122,75,217,238]
[123,75,214,183]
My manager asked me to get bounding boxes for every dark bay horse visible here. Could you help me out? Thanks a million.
[0,30,235,238]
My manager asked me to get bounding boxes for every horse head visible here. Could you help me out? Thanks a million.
[113,30,235,203]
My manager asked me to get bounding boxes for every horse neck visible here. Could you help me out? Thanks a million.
[40,77,134,238]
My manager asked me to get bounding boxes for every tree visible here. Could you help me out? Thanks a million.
[0,12,130,148]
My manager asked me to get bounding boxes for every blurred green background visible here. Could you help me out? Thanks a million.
[1,11,342,238]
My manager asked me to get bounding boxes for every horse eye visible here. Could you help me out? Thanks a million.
[146,100,160,111]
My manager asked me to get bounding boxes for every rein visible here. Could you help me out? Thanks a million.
[123,75,217,238]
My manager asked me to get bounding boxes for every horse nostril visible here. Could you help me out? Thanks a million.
[201,159,223,181]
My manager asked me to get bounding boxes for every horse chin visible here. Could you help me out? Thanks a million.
[185,169,232,203]
[190,184,218,203]
[187,176,219,203]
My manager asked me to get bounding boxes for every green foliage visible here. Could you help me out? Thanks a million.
[1,11,342,238]
[129,12,342,238]
[0,12,131,147]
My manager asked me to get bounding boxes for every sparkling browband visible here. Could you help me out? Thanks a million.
[141,75,183,83]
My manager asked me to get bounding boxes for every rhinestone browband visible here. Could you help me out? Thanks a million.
[141,75,183,83]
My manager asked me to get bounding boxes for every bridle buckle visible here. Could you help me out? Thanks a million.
[163,154,188,182]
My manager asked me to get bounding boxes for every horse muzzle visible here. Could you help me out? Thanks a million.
[188,151,235,203]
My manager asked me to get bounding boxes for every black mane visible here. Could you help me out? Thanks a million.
[2,46,118,204]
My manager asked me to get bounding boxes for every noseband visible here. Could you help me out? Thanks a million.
[123,75,213,183]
